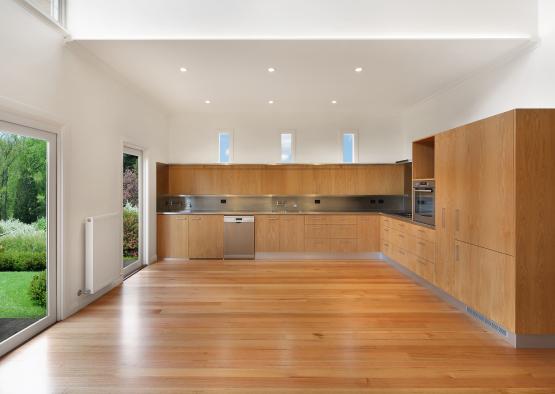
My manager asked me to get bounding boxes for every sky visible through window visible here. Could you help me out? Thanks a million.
[219,132,231,163]
[281,133,293,163]
[342,133,355,163]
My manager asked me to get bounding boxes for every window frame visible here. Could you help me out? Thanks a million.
[341,131,359,164]
[218,131,234,164]
[23,0,67,28]
[280,131,296,163]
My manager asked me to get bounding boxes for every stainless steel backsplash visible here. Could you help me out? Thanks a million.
[157,194,411,214]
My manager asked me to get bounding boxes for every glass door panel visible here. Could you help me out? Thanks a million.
[0,121,56,357]
[122,147,143,276]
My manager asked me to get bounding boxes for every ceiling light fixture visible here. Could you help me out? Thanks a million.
[331,100,338,104]
[268,100,274,104]
[204,100,211,104]
[179,67,188,72]
[355,67,363,73]
[267,67,276,73]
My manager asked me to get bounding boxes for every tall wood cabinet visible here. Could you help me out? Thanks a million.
[433,109,555,335]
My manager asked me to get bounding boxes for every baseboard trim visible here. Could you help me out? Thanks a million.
[381,254,555,348]
[255,252,383,260]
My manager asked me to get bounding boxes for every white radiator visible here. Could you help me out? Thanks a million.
[84,212,122,294]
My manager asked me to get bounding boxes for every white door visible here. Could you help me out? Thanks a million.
[0,120,57,357]
[122,146,144,276]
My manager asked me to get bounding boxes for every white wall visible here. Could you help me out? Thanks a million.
[402,0,555,143]
[0,1,169,318]
[67,0,537,39]
[169,112,407,164]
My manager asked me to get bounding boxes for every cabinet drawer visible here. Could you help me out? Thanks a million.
[409,224,436,242]
[305,215,330,225]
[409,237,436,263]
[329,215,357,225]
[330,238,357,252]
[330,224,357,238]
[390,218,410,232]
[380,227,391,242]
[305,224,330,238]
[389,228,410,249]
[414,256,434,282]
[391,245,413,270]
[381,239,392,257]
[305,238,330,252]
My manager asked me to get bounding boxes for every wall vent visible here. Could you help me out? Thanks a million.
[466,306,508,337]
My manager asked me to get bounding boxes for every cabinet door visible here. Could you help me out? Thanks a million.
[255,215,280,252]
[454,112,515,255]
[279,216,305,252]
[357,215,380,252]
[434,130,457,292]
[188,215,224,258]
[157,215,189,259]
[454,241,515,331]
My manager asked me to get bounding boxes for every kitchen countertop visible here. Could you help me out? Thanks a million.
[157,211,435,229]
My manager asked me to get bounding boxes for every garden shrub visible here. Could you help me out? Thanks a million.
[123,203,139,258]
[0,219,46,271]
[28,270,47,308]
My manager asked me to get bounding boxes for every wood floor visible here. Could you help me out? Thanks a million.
[2,260,555,393]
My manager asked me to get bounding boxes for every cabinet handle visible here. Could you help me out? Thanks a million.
[399,250,406,255]
[455,244,460,262]
[191,217,201,221]
[442,208,446,229]
[398,234,405,238]
[177,218,188,221]
[418,241,425,246]
[417,258,426,265]
[455,209,460,231]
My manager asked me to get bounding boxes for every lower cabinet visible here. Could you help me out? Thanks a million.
[255,215,280,252]
[454,241,515,331]
[157,214,189,259]
[279,216,305,252]
[188,215,224,259]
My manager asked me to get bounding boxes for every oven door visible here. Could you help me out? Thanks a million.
[413,189,435,225]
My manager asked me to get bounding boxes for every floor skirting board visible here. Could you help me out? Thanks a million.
[255,252,382,260]
[381,254,555,349]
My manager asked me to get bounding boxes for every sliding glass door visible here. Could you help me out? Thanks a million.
[0,121,56,357]
[122,147,143,276]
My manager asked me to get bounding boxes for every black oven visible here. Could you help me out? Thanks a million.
[413,180,435,226]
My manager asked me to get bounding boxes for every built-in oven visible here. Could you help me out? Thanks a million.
[413,180,435,226]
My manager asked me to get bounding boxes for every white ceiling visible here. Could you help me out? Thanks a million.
[78,39,532,115]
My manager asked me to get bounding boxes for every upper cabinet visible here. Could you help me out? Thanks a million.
[412,136,435,180]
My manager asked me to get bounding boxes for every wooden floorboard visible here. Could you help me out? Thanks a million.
[1,259,555,393]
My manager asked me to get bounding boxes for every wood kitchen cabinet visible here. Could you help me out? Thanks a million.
[255,215,280,252]
[188,215,224,258]
[157,214,189,259]
[454,241,516,331]
[356,215,380,252]
[434,130,457,293]
[279,215,305,252]
[454,111,515,256]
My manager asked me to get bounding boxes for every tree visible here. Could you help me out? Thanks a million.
[13,170,40,224]
[123,169,139,206]
[0,133,23,220]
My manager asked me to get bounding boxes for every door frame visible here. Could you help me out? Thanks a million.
[0,120,58,357]
[122,145,145,276]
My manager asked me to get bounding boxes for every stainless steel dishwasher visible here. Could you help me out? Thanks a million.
[223,216,255,259]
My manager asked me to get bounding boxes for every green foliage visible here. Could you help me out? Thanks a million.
[0,271,46,318]
[0,132,46,221]
[123,203,139,258]
[34,217,47,231]
[28,270,47,308]
[0,219,46,271]
[14,170,40,224]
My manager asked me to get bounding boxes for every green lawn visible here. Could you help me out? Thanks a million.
[0,271,46,318]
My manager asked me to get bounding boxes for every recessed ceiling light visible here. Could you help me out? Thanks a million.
[268,100,274,104]
[179,67,188,72]
[267,67,276,73]
[204,100,211,104]
[331,100,338,104]
[354,67,363,73]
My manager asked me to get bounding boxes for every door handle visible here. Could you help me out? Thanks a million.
[442,208,446,229]
[455,209,460,231]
